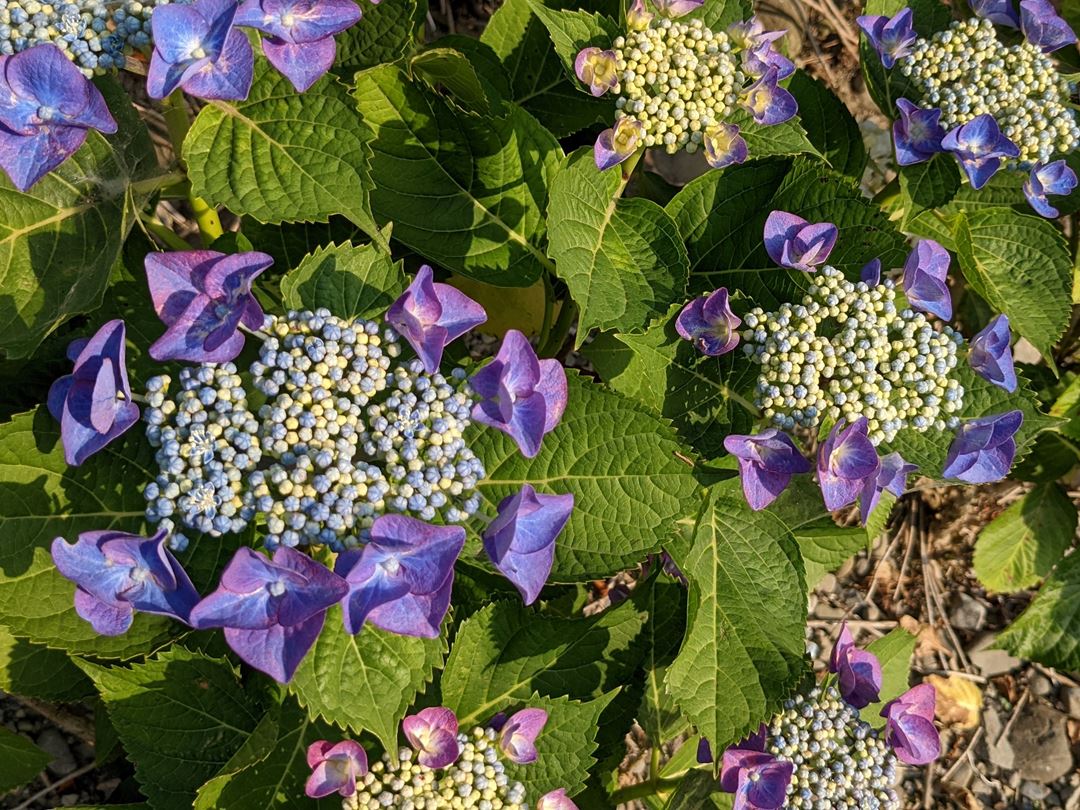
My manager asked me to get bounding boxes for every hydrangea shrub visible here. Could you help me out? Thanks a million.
[0,0,1078,807]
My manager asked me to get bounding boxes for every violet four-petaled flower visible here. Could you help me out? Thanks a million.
[336,514,464,638]
[763,211,838,272]
[720,728,793,810]
[498,708,548,765]
[1023,160,1077,218]
[724,429,812,511]
[537,789,579,810]
[859,452,916,526]
[969,314,1017,393]
[857,9,917,68]
[730,19,794,79]
[881,683,941,765]
[817,418,880,512]
[941,114,1020,190]
[594,116,645,171]
[942,410,1023,483]
[676,287,741,356]
[861,258,883,286]
[402,707,461,769]
[386,265,487,374]
[145,250,271,364]
[893,99,946,166]
[969,0,1019,27]
[829,622,882,709]
[47,319,140,467]
[574,47,619,97]
[902,239,952,320]
[471,329,567,458]
[235,0,361,91]
[703,123,748,169]
[652,0,703,19]
[741,66,797,126]
[305,740,368,798]
[51,528,199,636]
[1019,0,1077,51]
[190,546,349,683]
[147,0,254,100]
[483,484,573,606]
[0,44,117,191]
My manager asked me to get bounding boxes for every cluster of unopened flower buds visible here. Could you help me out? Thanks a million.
[305,706,578,810]
[143,364,261,551]
[47,253,574,683]
[0,0,160,72]
[859,2,1079,217]
[673,211,1026,516]
[712,624,940,810]
[743,262,964,445]
[573,0,797,170]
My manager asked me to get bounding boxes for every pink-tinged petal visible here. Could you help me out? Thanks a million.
[537,788,578,810]
[73,588,134,636]
[306,740,334,769]
[224,610,326,683]
[262,35,336,92]
[703,122,748,169]
[499,708,548,764]
[305,739,368,798]
[402,707,460,769]
[366,572,453,638]
[484,486,572,604]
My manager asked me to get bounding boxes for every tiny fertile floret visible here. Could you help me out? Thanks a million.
[742,266,965,445]
[899,17,1080,167]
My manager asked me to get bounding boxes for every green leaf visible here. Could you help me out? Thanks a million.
[289,604,447,753]
[683,0,752,30]
[662,770,729,810]
[410,45,504,116]
[973,484,1078,594]
[635,579,689,747]
[898,154,961,226]
[505,692,618,799]
[952,208,1071,360]
[473,372,701,579]
[0,626,93,701]
[793,522,871,590]
[243,219,364,272]
[185,63,382,243]
[441,599,646,727]
[333,0,425,70]
[279,236,405,319]
[998,549,1080,670]
[585,304,756,460]
[0,77,157,359]
[883,365,1058,477]
[194,699,338,810]
[481,0,614,137]
[0,724,50,793]
[548,148,689,343]
[728,107,819,161]
[668,157,907,308]
[787,72,867,179]
[354,64,561,286]
[528,3,620,77]
[665,491,807,749]
[76,648,264,810]
[863,626,917,729]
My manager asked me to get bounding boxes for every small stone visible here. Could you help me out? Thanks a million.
[36,727,77,777]
[1004,704,1074,783]
[1064,687,1080,720]
[948,592,988,632]
[1029,674,1055,698]
[814,603,846,620]
[968,635,1020,677]
[60,795,79,807]
[1022,782,1052,802]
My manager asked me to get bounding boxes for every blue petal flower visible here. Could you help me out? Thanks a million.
[1019,0,1077,51]
[969,0,1020,26]
[857,9,917,68]
[1023,160,1077,218]
[969,314,1017,392]
[817,418,880,512]
[676,287,741,356]
[724,429,811,511]
[147,0,253,100]
[859,452,916,525]
[483,484,573,605]
[893,99,945,166]
[47,319,139,467]
[0,44,116,190]
[942,410,1023,483]
[902,239,953,320]
[763,210,838,272]
[941,114,1019,190]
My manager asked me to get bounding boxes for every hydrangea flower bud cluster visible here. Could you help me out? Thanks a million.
[343,728,527,810]
[0,0,166,75]
[899,17,1080,166]
[766,686,899,809]
[742,266,965,444]
[143,308,487,552]
[142,364,261,552]
[612,17,743,155]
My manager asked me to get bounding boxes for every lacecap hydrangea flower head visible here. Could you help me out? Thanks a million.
[706,623,940,810]
[860,0,1080,217]
[50,258,574,683]
[676,211,1024,517]
[571,0,798,170]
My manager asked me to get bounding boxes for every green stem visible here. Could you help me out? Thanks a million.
[162,89,223,246]
[608,776,684,804]
[540,295,577,358]
[129,171,187,196]
[139,211,192,251]
[538,272,556,350]
[720,379,761,418]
